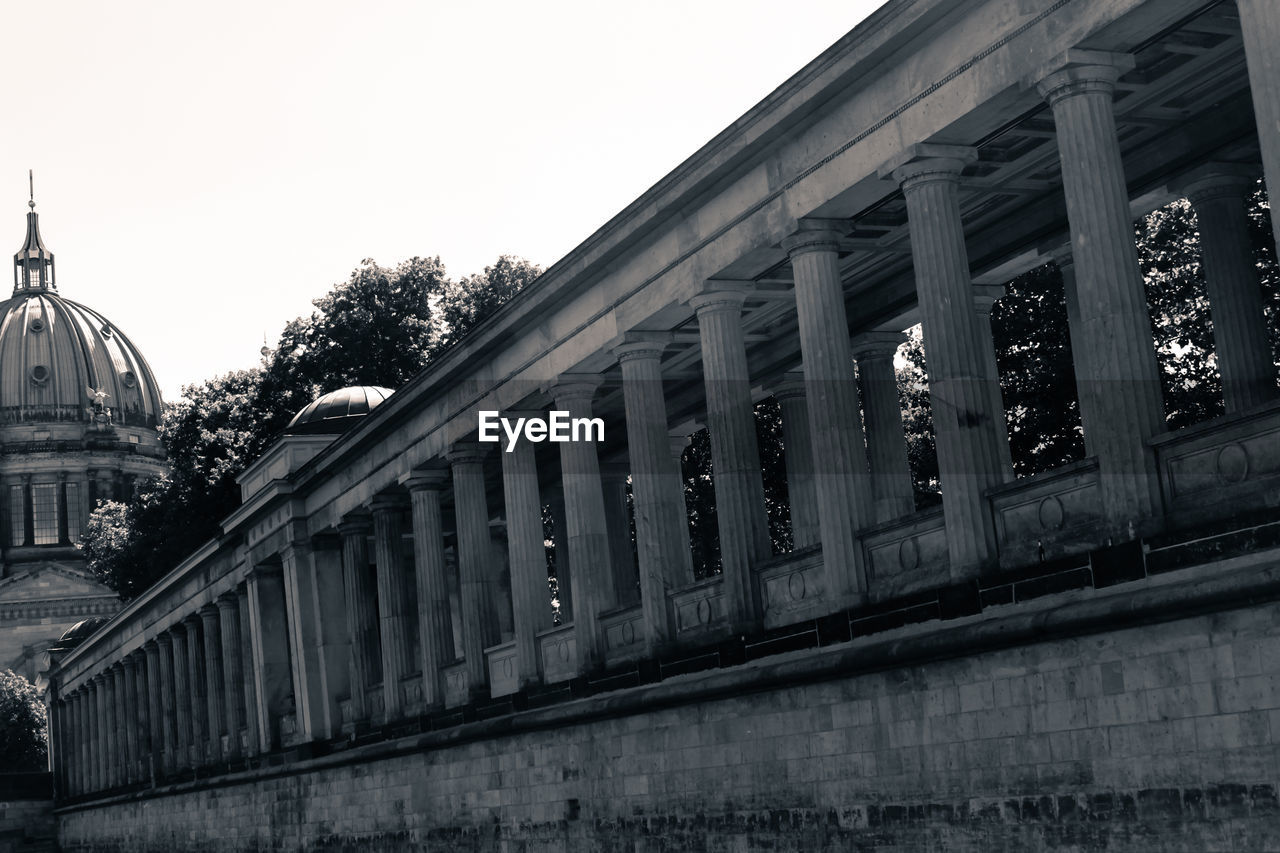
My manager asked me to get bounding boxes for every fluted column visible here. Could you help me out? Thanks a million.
[1036,56,1165,527]
[120,657,138,784]
[91,674,106,791]
[1049,250,1100,455]
[372,495,413,718]
[155,635,177,775]
[199,605,226,763]
[1181,168,1277,412]
[768,375,821,547]
[552,377,614,672]
[80,685,93,793]
[69,692,82,795]
[890,147,1004,574]
[143,640,163,779]
[546,485,573,620]
[971,286,1015,481]
[105,667,121,788]
[307,535,352,737]
[614,336,692,651]
[407,470,456,708]
[235,586,261,757]
[848,335,916,522]
[182,614,207,766]
[280,537,326,742]
[338,516,378,721]
[132,651,151,784]
[448,442,500,694]
[501,420,551,688]
[171,624,192,769]
[689,285,770,628]
[782,228,875,600]
[215,594,244,761]
[600,463,638,606]
[247,564,294,751]
[1238,0,1280,250]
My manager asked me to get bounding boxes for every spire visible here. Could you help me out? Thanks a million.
[14,170,55,294]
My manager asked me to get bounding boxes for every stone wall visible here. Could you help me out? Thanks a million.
[0,774,54,853]
[57,593,1280,852]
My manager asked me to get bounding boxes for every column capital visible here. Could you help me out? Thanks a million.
[246,562,283,581]
[781,220,846,257]
[611,331,671,363]
[550,374,604,406]
[1029,49,1134,103]
[687,280,753,314]
[336,512,373,537]
[1176,163,1261,203]
[155,631,173,648]
[120,654,137,671]
[214,592,238,613]
[884,144,977,189]
[107,661,123,676]
[850,331,908,361]
[765,370,807,401]
[370,492,410,515]
[971,284,1005,314]
[181,611,202,629]
[447,441,490,466]
[198,603,220,622]
[91,672,105,686]
[404,468,450,492]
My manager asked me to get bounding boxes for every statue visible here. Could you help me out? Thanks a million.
[86,386,113,428]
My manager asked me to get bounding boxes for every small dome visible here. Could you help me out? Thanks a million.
[55,617,109,649]
[286,386,393,435]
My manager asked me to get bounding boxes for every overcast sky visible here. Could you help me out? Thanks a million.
[0,1,880,401]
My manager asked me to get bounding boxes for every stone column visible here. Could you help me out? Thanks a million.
[551,377,615,672]
[849,335,917,522]
[1035,55,1165,527]
[104,667,120,788]
[1238,0,1280,250]
[199,605,226,763]
[90,674,105,791]
[143,640,163,780]
[889,147,1006,574]
[688,285,770,628]
[215,594,245,761]
[372,495,414,719]
[448,442,501,694]
[280,537,327,742]
[76,689,88,795]
[182,614,207,766]
[120,656,138,784]
[500,421,551,688]
[971,286,1015,481]
[1050,250,1100,455]
[81,685,94,792]
[155,634,177,775]
[613,337,693,653]
[307,535,353,737]
[407,471,455,708]
[172,624,193,769]
[338,516,379,721]
[68,692,80,795]
[782,229,875,601]
[768,375,821,548]
[132,651,151,784]
[546,485,573,621]
[247,564,294,752]
[1181,168,1277,412]
[235,585,261,757]
[600,463,638,606]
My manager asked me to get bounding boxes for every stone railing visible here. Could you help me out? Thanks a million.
[859,508,949,602]
[600,604,645,665]
[756,546,825,628]
[536,623,577,684]
[668,575,728,639]
[987,458,1104,568]
[441,661,469,708]
[1153,400,1280,527]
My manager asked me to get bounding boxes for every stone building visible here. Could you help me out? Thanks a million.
[47,0,1280,849]
[0,198,166,683]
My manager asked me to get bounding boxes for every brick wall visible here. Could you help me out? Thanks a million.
[57,598,1280,852]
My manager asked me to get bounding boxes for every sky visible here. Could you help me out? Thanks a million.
[0,0,881,401]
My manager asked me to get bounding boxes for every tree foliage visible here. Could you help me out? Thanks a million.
[0,669,47,771]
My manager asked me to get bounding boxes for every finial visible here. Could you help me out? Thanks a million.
[28,170,34,211]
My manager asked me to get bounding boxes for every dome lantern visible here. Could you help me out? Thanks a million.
[14,171,55,294]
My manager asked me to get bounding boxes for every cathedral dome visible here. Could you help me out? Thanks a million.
[0,204,163,430]
[286,386,393,435]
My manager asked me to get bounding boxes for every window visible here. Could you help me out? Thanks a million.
[31,484,57,545]
[9,485,23,545]
[66,483,81,543]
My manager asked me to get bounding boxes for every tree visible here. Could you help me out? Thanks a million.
[437,255,543,344]
[0,669,47,771]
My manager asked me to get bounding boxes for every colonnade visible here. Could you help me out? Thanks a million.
[50,24,1280,801]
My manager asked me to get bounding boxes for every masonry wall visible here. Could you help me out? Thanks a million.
[57,597,1280,852]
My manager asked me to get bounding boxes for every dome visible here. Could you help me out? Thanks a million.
[286,386,393,435]
[52,616,110,650]
[0,204,163,430]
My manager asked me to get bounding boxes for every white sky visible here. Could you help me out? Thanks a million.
[0,0,881,401]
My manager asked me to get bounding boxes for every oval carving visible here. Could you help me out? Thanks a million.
[503,657,512,678]
[1037,495,1066,531]
[1217,443,1249,484]
[621,620,636,645]
[696,597,712,625]
[787,571,806,601]
[898,537,919,572]
[557,638,569,662]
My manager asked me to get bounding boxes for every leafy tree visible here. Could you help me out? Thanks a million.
[438,255,543,344]
[0,669,47,771]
